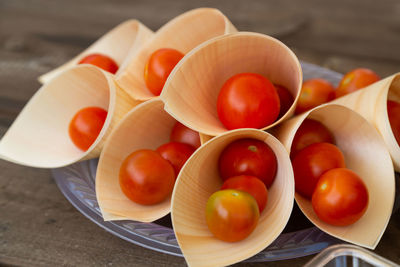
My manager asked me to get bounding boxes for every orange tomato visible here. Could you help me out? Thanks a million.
[78,53,119,74]
[170,121,201,149]
[387,100,400,146]
[221,175,268,213]
[206,189,259,242]
[217,73,280,130]
[290,119,335,158]
[274,84,294,118]
[292,142,346,199]
[144,48,184,96]
[295,79,335,114]
[119,149,175,205]
[335,68,380,98]
[68,107,107,151]
[312,168,369,226]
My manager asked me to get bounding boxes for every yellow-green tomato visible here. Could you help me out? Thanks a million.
[205,189,259,242]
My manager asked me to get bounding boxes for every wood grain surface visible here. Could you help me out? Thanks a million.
[1,0,399,266]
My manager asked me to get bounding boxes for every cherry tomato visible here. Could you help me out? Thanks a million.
[217,73,280,130]
[290,119,335,158]
[119,149,175,205]
[69,106,107,151]
[312,168,369,226]
[221,175,268,213]
[144,48,184,96]
[335,68,380,98]
[170,121,201,148]
[218,138,277,188]
[206,189,259,242]
[156,142,195,176]
[292,142,346,199]
[274,84,294,118]
[387,100,400,146]
[295,79,335,114]
[78,53,119,74]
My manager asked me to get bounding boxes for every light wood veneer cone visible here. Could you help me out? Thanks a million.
[96,98,179,222]
[116,8,237,101]
[272,103,395,249]
[171,129,294,267]
[0,65,140,168]
[161,32,302,137]
[38,20,154,84]
[331,74,400,171]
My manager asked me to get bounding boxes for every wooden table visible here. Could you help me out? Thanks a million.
[1,0,399,266]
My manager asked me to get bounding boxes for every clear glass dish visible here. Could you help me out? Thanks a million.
[305,244,399,267]
[51,62,399,262]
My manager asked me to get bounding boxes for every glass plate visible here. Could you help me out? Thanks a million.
[51,62,395,262]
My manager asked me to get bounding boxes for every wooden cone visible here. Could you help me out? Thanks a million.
[0,65,140,168]
[116,8,237,101]
[38,20,153,84]
[161,32,302,137]
[272,103,395,249]
[171,129,294,267]
[332,74,400,171]
[96,98,178,222]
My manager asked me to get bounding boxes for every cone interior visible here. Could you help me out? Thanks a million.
[162,32,302,137]
[0,66,112,167]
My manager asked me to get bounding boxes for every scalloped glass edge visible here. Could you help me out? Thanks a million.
[50,62,399,262]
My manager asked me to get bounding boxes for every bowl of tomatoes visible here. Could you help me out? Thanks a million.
[49,61,399,264]
[1,6,400,266]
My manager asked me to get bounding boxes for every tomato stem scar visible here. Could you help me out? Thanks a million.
[248,145,257,152]
[321,183,327,190]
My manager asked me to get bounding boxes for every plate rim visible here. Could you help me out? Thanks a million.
[51,61,348,262]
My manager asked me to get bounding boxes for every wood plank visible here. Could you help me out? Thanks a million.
[0,0,399,266]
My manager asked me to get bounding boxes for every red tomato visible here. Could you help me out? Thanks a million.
[335,68,380,98]
[78,53,119,74]
[170,121,201,148]
[206,189,259,242]
[387,100,400,146]
[274,84,294,118]
[69,107,107,151]
[218,138,277,188]
[156,142,195,176]
[119,149,175,205]
[292,142,346,199]
[290,119,335,158]
[217,73,280,130]
[221,175,268,213]
[295,79,335,114]
[144,48,184,96]
[312,168,369,226]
